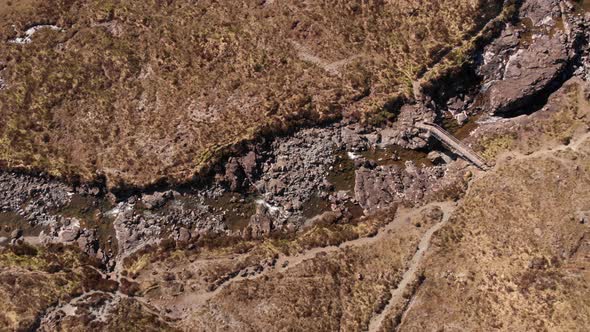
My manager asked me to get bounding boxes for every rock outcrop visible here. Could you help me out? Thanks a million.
[478,0,584,115]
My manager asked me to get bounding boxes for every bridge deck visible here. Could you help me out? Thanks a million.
[415,122,489,170]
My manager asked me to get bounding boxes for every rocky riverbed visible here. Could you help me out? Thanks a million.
[1,0,589,270]
[1,0,590,330]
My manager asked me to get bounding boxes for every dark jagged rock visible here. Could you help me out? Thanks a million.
[486,34,571,114]
[245,205,274,239]
[223,157,248,192]
[141,191,173,210]
[354,163,447,213]
[478,0,583,115]
[379,104,434,149]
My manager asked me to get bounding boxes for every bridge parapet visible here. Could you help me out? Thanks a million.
[415,122,489,170]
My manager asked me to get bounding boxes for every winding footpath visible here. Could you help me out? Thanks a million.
[367,202,456,332]
[159,201,457,321]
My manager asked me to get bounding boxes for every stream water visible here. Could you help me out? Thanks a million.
[204,193,257,232]
[360,146,433,168]
[54,194,118,254]
[0,211,44,238]
[442,114,482,140]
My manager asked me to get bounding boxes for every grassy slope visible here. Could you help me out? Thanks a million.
[0,244,102,330]
[0,0,503,188]
[399,82,590,331]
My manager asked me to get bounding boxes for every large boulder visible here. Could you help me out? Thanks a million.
[341,126,369,152]
[176,227,191,243]
[379,104,434,150]
[224,157,247,192]
[479,0,580,115]
[354,166,400,214]
[244,205,274,239]
[240,151,260,180]
[354,163,447,213]
[222,151,261,192]
[142,191,173,209]
[59,225,80,243]
[486,34,570,114]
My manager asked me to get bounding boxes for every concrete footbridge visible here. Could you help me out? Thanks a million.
[415,121,489,170]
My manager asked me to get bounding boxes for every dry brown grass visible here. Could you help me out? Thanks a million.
[0,0,503,188]
[399,147,590,331]
[48,297,177,332]
[471,80,590,159]
[397,83,590,331]
[0,244,101,330]
[127,208,431,331]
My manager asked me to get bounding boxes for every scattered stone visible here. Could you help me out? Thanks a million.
[60,227,80,242]
[142,191,172,209]
[177,227,191,242]
[245,207,274,239]
[10,229,23,240]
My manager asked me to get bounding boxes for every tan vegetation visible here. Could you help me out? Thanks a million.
[124,205,445,331]
[123,206,398,292]
[0,244,103,330]
[0,0,503,188]
[2,81,589,331]
[5,2,590,331]
[118,80,590,331]
[43,297,178,332]
[394,80,590,331]
[399,142,590,331]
